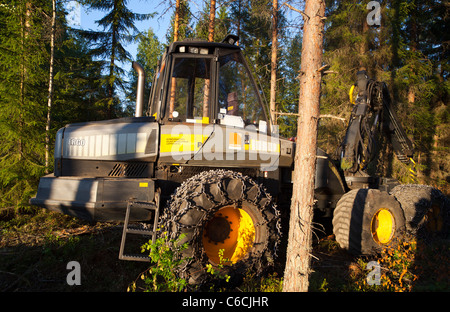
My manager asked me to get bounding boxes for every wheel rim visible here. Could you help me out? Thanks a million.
[202,205,255,265]
[371,208,395,245]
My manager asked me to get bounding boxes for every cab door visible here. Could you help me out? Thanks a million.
[158,53,216,164]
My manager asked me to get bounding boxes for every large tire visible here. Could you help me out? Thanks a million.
[390,184,450,238]
[333,188,406,255]
[160,170,281,285]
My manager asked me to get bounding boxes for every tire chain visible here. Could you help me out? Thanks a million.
[390,184,450,236]
[158,169,282,283]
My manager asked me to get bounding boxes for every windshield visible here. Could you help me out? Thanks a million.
[163,50,267,128]
[218,52,266,126]
[167,57,212,121]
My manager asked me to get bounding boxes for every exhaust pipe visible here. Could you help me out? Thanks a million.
[132,61,145,117]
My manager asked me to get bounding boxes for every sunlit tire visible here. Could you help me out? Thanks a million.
[161,170,281,285]
[333,188,406,255]
[390,184,450,238]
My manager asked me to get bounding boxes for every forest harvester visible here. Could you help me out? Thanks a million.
[30,35,448,284]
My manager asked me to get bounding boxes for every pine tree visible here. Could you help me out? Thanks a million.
[228,0,286,116]
[81,0,153,118]
[195,1,230,41]
[388,0,449,185]
[0,0,48,208]
[166,0,192,43]
[126,27,164,115]
[52,29,107,125]
[277,32,302,138]
[283,0,326,292]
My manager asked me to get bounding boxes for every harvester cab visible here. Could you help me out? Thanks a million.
[147,35,287,168]
[149,35,268,129]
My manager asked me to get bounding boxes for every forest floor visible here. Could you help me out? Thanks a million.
[1,207,448,292]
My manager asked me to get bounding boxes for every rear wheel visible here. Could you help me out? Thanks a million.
[161,170,281,285]
[390,184,449,238]
[333,188,406,254]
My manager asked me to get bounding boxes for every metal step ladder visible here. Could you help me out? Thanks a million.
[119,191,160,262]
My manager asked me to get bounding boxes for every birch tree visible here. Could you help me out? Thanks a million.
[45,0,56,173]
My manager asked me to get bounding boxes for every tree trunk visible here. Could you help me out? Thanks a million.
[270,0,278,125]
[236,0,241,45]
[169,0,181,118]
[107,0,118,119]
[282,0,326,292]
[45,0,56,173]
[203,0,216,117]
[407,0,417,105]
[208,0,216,42]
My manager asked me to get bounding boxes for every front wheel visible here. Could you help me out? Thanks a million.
[333,188,406,255]
[161,170,281,285]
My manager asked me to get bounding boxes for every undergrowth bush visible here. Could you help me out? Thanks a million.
[240,272,283,292]
[352,238,449,292]
[128,233,282,292]
[128,233,189,292]
[354,240,417,291]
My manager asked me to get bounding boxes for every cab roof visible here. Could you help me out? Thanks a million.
[167,35,241,55]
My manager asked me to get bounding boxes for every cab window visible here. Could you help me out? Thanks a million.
[167,57,212,121]
[218,52,266,126]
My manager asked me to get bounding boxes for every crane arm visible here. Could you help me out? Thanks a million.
[340,71,414,175]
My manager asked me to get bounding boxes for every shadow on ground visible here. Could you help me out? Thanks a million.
[0,209,149,292]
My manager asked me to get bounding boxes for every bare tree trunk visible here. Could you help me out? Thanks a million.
[282,0,326,292]
[203,0,215,118]
[45,0,56,173]
[208,0,215,42]
[107,0,119,119]
[169,0,181,118]
[407,1,417,107]
[236,0,241,45]
[270,0,278,125]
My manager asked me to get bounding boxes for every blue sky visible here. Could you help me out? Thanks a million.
[66,0,208,74]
